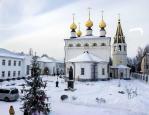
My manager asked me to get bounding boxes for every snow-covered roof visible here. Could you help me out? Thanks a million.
[77,36,108,39]
[37,56,55,63]
[111,65,130,69]
[68,51,107,63]
[65,35,110,40]
[0,48,25,59]
[37,55,64,63]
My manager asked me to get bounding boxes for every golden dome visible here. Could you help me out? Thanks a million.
[99,19,106,28]
[76,30,82,37]
[85,19,93,28]
[70,23,77,30]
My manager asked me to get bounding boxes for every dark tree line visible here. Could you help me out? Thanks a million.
[127,44,149,73]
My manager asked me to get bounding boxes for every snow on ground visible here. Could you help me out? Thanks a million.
[0,76,149,115]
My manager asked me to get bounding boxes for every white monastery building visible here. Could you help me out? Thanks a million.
[37,54,64,75]
[0,49,64,81]
[64,10,130,81]
[0,48,31,81]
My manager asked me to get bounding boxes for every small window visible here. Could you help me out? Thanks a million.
[68,44,73,47]
[101,43,106,46]
[13,71,16,77]
[8,71,11,77]
[2,60,5,65]
[26,65,30,75]
[8,60,11,66]
[119,45,121,51]
[81,68,85,75]
[102,68,105,75]
[2,71,5,77]
[124,46,126,51]
[18,61,21,66]
[84,43,89,47]
[76,43,81,47]
[92,43,97,46]
[18,71,20,76]
[14,61,16,66]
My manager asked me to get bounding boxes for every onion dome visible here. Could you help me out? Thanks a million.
[76,30,82,37]
[99,19,106,28]
[85,7,93,28]
[70,23,77,30]
[85,19,93,28]
[70,13,77,30]
[76,23,82,37]
[99,10,106,28]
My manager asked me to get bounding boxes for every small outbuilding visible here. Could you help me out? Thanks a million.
[110,65,130,79]
[67,51,109,81]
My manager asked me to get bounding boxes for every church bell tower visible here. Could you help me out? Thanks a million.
[112,16,127,66]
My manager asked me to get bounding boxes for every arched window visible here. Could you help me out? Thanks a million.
[84,43,89,47]
[101,43,106,46]
[68,44,73,47]
[92,43,97,46]
[76,43,81,47]
[119,45,121,51]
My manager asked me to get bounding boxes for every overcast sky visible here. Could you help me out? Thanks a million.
[0,0,148,59]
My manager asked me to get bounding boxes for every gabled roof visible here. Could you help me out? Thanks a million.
[111,64,130,69]
[68,51,107,63]
[37,55,64,63]
[37,56,55,63]
[0,48,25,59]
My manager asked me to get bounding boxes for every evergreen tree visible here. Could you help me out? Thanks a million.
[21,56,50,115]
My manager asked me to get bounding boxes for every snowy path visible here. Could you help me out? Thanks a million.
[0,76,149,115]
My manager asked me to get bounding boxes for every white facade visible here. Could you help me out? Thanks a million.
[112,43,127,66]
[65,36,111,62]
[0,48,31,80]
[65,36,111,80]
[67,51,109,81]
[37,55,64,75]
[141,53,149,74]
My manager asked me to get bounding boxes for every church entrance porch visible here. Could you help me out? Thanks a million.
[43,67,50,75]
[91,63,98,81]
[110,65,130,79]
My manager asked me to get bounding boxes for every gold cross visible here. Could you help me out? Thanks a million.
[88,7,91,20]
[72,13,75,23]
[118,13,120,21]
[78,22,80,30]
[101,10,104,20]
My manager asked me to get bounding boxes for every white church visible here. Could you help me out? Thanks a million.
[64,10,130,81]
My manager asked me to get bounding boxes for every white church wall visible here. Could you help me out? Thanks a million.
[22,55,32,77]
[112,43,127,66]
[97,63,108,79]
[64,37,111,62]
[75,63,92,80]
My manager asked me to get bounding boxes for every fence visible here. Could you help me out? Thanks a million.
[132,73,149,83]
